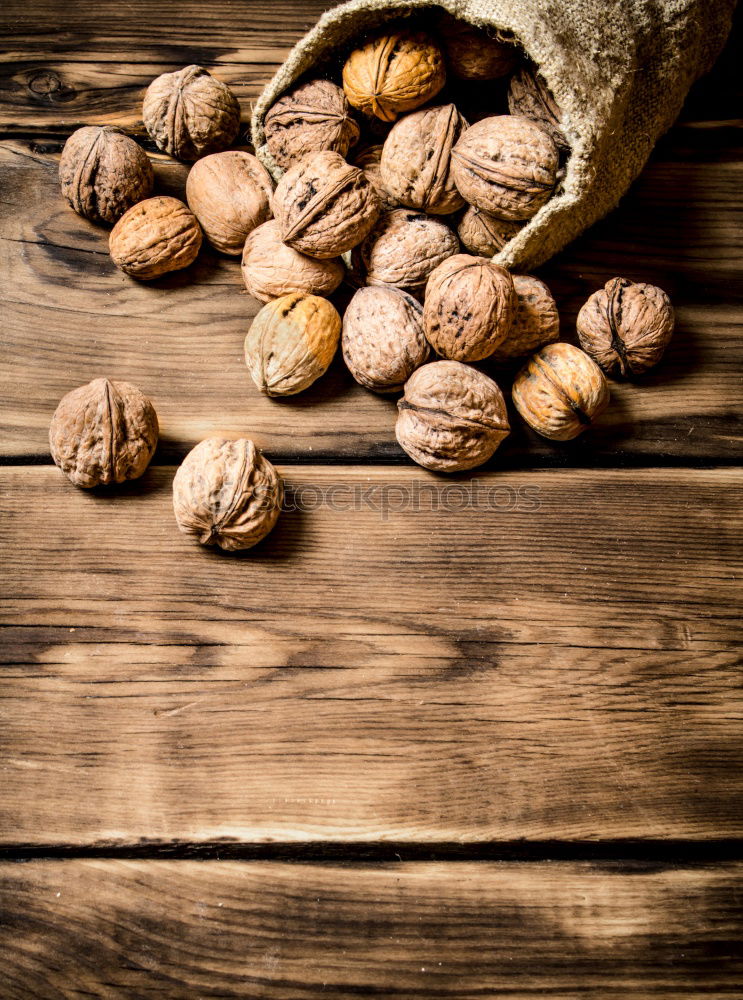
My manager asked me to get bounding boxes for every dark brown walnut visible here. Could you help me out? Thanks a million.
[241,220,344,303]
[576,277,675,377]
[342,30,446,123]
[396,360,510,472]
[458,206,524,257]
[437,13,518,81]
[342,286,430,393]
[423,254,515,362]
[352,145,399,211]
[59,126,154,225]
[272,150,380,259]
[173,437,282,552]
[380,104,468,215]
[508,65,570,157]
[49,378,158,488]
[142,64,241,162]
[351,208,460,297]
[490,274,560,362]
[185,150,273,255]
[264,79,360,171]
[109,196,202,280]
[451,115,559,221]
[512,342,609,441]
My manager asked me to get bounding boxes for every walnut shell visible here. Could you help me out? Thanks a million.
[244,293,341,396]
[173,437,282,551]
[241,220,344,303]
[508,65,570,157]
[351,208,460,297]
[379,104,468,215]
[512,342,609,441]
[342,30,446,123]
[352,144,399,211]
[272,150,380,259]
[457,207,524,257]
[396,360,510,472]
[109,196,202,280]
[423,254,515,362]
[49,378,158,488]
[490,274,560,362]
[265,79,360,171]
[185,150,273,255]
[143,65,241,162]
[438,15,518,81]
[451,115,559,221]
[59,126,154,225]
[576,277,675,377]
[342,286,430,393]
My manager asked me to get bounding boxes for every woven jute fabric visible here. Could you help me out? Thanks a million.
[251,0,734,271]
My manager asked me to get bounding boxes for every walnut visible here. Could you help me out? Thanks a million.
[342,30,446,122]
[576,277,675,377]
[457,206,524,257]
[272,150,380,259]
[59,126,153,225]
[49,378,158,488]
[109,196,202,280]
[264,79,360,171]
[142,65,241,162]
[508,65,570,157]
[423,254,515,362]
[173,437,282,551]
[379,104,468,215]
[342,286,430,393]
[351,208,459,297]
[244,293,341,396]
[490,274,560,362]
[396,360,510,472]
[437,14,518,81]
[352,145,398,211]
[241,220,344,303]
[512,342,609,441]
[185,150,273,255]
[451,115,559,220]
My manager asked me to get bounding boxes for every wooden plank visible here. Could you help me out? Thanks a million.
[1,465,741,846]
[2,137,742,463]
[1,860,741,998]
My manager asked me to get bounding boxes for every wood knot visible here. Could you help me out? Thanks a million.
[27,70,76,103]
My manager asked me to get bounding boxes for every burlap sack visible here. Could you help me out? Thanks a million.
[251,0,734,271]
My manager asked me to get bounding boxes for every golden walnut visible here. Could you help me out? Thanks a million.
[451,115,559,221]
[458,207,524,257]
[396,360,510,472]
[342,286,430,393]
[352,145,399,211]
[490,274,560,362]
[241,220,344,303]
[264,79,360,170]
[143,64,241,161]
[49,378,158,488]
[109,196,202,280]
[59,126,153,225]
[423,254,515,362]
[438,14,518,81]
[512,342,609,441]
[508,65,570,157]
[576,277,675,377]
[185,150,273,255]
[380,104,468,215]
[272,150,380,258]
[342,30,446,122]
[173,437,282,551]
[244,293,341,396]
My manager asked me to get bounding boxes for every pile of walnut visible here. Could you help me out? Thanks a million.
[53,18,675,552]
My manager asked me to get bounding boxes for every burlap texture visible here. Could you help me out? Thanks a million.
[251,0,734,271]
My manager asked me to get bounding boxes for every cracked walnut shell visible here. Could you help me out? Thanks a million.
[59,126,154,225]
[576,277,674,377]
[143,64,241,162]
[264,79,360,171]
[109,196,202,280]
[490,274,560,362]
[173,437,282,551]
[241,220,344,303]
[49,378,158,488]
[396,360,510,472]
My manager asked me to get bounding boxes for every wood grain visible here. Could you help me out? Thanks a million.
[1,465,740,846]
[1,860,741,998]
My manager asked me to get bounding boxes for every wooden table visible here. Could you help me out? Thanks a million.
[1,2,742,995]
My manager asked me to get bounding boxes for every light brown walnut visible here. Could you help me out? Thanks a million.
[49,378,158,488]
[438,14,518,81]
[241,220,344,303]
[265,79,360,170]
[508,65,570,157]
[352,145,399,211]
[109,196,202,280]
[490,274,560,362]
[457,206,524,257]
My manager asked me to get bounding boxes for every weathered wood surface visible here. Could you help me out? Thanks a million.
[2,860,741,999]
[2,466,740,846]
